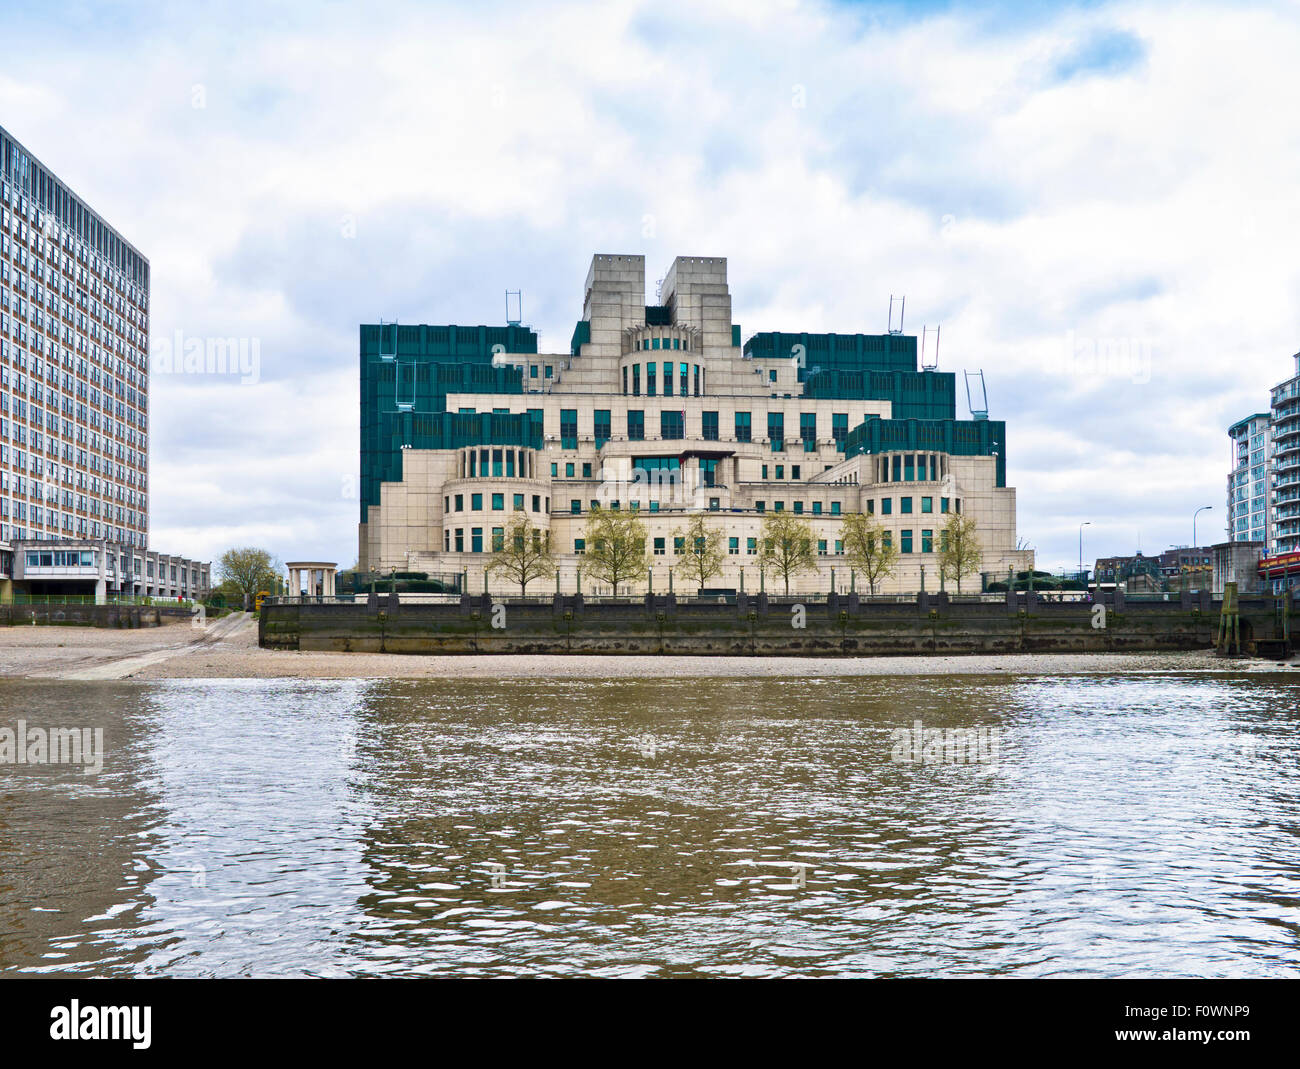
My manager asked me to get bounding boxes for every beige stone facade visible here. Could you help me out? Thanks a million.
[360,254,1033,594]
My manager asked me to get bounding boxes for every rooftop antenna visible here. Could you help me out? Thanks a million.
[395,359,415,411]
[505,290,522,326]
[964,369,988,421]
[378,318,397,361]
[888,295,905,335]
[921,324,940,371]
[655,278,665,303]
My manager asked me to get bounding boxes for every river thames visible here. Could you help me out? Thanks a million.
[1,673,1298,978]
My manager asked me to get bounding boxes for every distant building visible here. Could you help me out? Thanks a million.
[1154,545,1214,579]
[1228,412,1272,547]
[8,538,209,600]
[1093,553,1162,591]
[1229,351,1300,555]
[1270,353,1300,553]
[1258,550,1300,593]
[1093,546,1214,591]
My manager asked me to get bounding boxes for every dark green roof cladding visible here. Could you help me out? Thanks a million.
[843,417,1006,487]
[361,411,542,520]
[570,320,590,356]
[359,321,1007,520]
[360,322,538,359]
[360,323,537,519]
[803,368,956,421]
[744,331,918,373]
[745,330,953,418]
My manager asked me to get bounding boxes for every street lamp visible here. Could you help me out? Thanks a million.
[1078,521,1091,579]
[1193,506,1213,549]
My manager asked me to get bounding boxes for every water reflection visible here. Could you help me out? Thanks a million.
[1,674,1297,977]
[0,683,164,975]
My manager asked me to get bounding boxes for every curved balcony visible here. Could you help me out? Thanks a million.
[1272,415,1300,441]
[1274,461,1300,487]
[1273,437,1300,465]
[621,324,701,356]
[618,351,708,398]
[451,446,544,481]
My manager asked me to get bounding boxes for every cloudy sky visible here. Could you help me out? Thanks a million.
[3,0,1297,571]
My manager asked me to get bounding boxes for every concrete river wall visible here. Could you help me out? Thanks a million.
[0,603,203,628]
[259,589,1294,657]
[0,603,173,628]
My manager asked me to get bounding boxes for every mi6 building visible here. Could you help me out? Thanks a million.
[358,254,1032,594]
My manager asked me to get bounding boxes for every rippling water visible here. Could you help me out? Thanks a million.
[1,673,1298,977]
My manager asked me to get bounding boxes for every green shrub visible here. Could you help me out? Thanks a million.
[398,580,448,593]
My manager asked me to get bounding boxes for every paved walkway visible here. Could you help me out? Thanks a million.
[4,612,253,680]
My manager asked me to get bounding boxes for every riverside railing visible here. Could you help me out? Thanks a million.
[267,590,1021,607]
[6,593,202,607]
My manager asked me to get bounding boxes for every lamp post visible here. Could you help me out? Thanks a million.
[1078,521,1091,580]
[1193,506,1212,549]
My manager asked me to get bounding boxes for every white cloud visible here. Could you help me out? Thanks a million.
[2,0,1294,570]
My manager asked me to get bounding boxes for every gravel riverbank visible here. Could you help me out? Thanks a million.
[1,616,1291,679]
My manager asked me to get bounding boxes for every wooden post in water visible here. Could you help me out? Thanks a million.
[1217,581,1240,656]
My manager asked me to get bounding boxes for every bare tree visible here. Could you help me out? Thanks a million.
[485,514,557,596]
[940,513,983,593]
[840,512,899,594]
[674,513,727,592]
[218,547,281,605]
[583,505,647,596]
[758,512,817,594]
